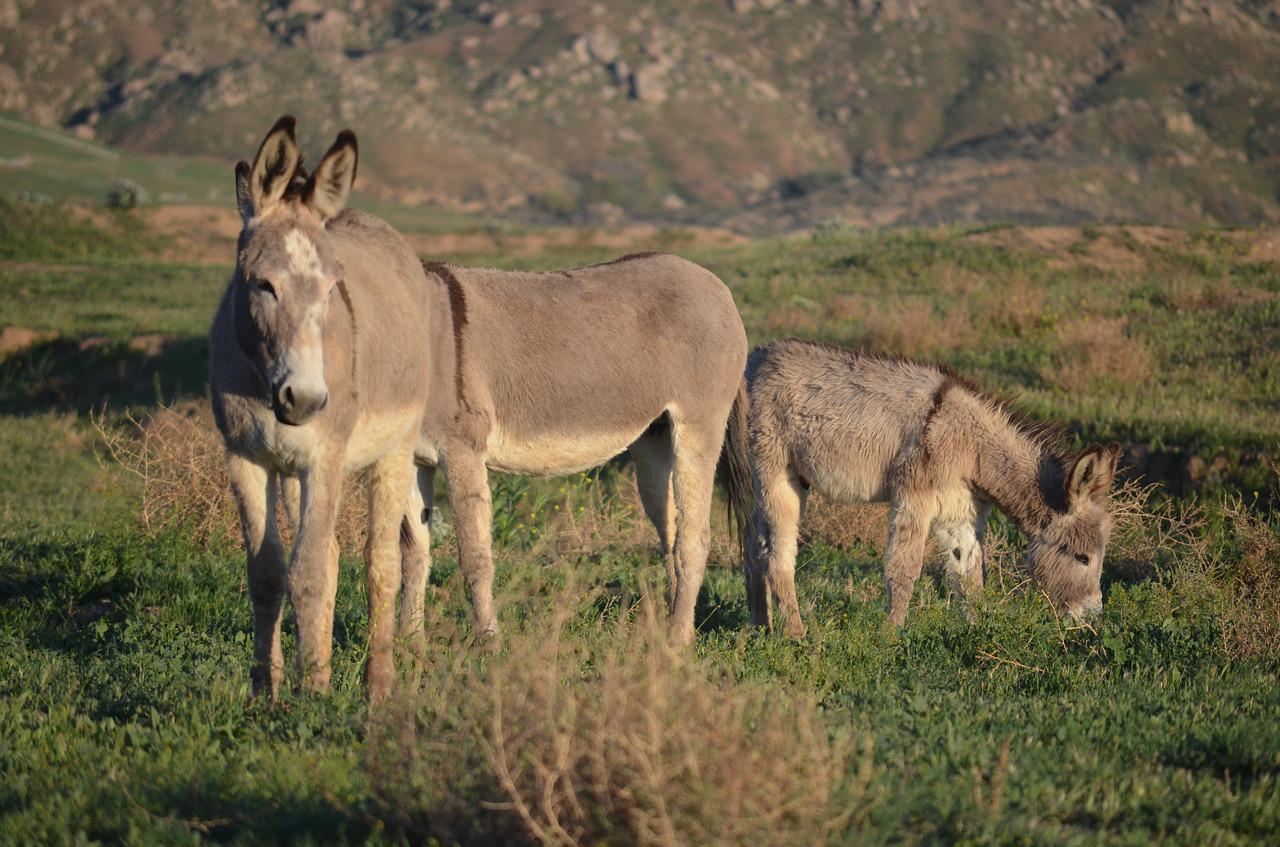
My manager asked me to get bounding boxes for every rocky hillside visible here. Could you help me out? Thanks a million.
[2,0,1280,229]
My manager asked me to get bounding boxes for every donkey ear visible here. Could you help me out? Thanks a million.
[247,115,302,217]
[234,161,253,220]
[302,130,358,222]
[1066,443,1120,509]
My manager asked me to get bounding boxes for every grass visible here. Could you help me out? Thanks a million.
[0,202,1278,843]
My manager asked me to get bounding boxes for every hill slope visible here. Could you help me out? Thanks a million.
[2,0,1280,229]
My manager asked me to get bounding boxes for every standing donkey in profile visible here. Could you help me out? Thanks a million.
[211,117,434,701]
[213,117,748,701]
[723,339,1121,637]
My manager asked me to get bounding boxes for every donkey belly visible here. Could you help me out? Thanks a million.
[795,447,893,504]
[485,421,649,476]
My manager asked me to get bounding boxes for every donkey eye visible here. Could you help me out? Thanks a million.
[1074,553,1090,565]
[256,279,277,299]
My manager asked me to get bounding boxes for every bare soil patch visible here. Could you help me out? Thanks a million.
[0,326,58,356]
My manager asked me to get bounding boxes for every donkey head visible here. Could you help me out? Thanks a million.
[231,116,358,426]
[1025,444,1121,620]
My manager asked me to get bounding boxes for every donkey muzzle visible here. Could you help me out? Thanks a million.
[272,380,328,426]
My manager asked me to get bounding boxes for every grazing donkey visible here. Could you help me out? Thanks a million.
[723,339,1121,637]
[213,118,747,701]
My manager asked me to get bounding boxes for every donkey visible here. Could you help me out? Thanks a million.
[211,116,436,701]
[723,339,1121,637]
[213,118,748,701]
[409,249,747,649]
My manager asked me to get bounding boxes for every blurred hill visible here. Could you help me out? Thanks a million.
[2,0,1279,231]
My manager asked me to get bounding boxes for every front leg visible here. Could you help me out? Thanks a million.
[365,447,414,702]
[443,449,499,642]
[290,458,344,693]
[883,493,937,627]
[227,454,287,700]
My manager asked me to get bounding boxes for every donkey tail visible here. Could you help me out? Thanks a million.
[721,379,754,551]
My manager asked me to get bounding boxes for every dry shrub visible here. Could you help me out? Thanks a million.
[95,401,370,550]
[1045,317,1154,392]
[369,581,874,846]
[1218,498,1280,663]
[979,276,1045,338]
[96,402,236,544]
[763,304,819,335]
[833,294,977,358]
[801,493,888,551]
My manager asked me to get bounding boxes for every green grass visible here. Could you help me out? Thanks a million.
[0,515,1276,844]
[1,205,1278,843]
[0,115,231,207]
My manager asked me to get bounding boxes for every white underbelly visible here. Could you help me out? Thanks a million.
[485,424,645,476]
[342,409,418,472]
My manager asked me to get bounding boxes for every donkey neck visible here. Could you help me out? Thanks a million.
[943,390,1062,531]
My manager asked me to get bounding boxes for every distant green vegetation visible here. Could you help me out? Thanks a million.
[0,116,230,207]
[0,204,1277,843]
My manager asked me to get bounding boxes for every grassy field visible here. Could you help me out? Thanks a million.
[1,199,1278,844]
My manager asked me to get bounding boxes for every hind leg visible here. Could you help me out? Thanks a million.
[753,466,808,639]
[667,415,726,646]
[443,448,499,643]
[630,424,677,609]
[399,465,435,654]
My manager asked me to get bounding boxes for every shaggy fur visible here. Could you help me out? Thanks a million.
[212,118,748,702]
[724,339,1119,636]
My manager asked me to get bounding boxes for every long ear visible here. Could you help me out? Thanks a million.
[234,160,253,220]
[302,130,358,222]
[247,115,302,217]
[1066,443,1121,509]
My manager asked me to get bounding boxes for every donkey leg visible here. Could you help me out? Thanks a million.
[629,426,677,610]
[742,506,773,631]
[444,450,500,643]
[227,454,287,700]
[280,474,301,537]
[935,494,990,618]
[934,522,983,608]
[667,420,722,646]
[365,448,414,702]
[883,494,937,627]
[757,467,808,639]
[398,465,435,654]
[289,459,344,693]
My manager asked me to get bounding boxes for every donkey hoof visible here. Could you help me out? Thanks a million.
[667,621,696,648]
[784,620,807,640]
[472,626,501,653]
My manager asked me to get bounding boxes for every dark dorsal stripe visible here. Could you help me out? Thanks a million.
[577,251,665,270]
[421,261,469,406]
[920,375,956,462]
[335,278,358,401]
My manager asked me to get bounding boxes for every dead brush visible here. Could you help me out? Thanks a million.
[1044,317,1154,392]
[93,401,371,550]
[369,578,875,847]
[800,493,888,552]
[94,402,237,545]
[1217,495,1280,663]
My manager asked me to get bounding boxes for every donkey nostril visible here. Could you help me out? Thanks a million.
[952,548,962,560]
[282,385,295,408]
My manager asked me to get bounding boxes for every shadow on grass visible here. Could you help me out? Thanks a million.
[0,334,209,415]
